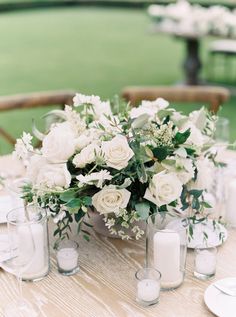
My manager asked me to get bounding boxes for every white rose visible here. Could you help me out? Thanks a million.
[42,122,76,163]
[35,163,71,189]
[144,172,183,207]
[102,135,134,170]
[73,143,101,168]
[92,185,131,214]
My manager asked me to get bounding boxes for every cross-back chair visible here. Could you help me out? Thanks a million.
[121,86,230,114]
[0,90,76,146]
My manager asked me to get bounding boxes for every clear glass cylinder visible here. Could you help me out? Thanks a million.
[56,240,79,276]
[194,245,217,280]
[146,213,187,290]
[20,205,50,281]
[135,267,161,307]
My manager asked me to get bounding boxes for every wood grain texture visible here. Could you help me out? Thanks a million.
[0,154,236,317]
[121,86,230,114]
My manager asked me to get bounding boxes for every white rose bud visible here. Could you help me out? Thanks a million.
[144,171,183,207]
[102,135,134,170]
[92,185,131,214]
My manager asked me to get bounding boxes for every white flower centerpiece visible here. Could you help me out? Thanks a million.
[148,0,236,38]
[14,93,219,241]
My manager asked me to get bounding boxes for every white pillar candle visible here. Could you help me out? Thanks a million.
[57,248,78,271]
[153,230,182,288]
[195,250,216,275]
[18,223,47,279]
[137,279,160,302]
[226,179,236,227]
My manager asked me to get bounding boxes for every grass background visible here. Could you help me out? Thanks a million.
[0,7,235,154]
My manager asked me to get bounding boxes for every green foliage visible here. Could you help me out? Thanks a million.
[135,202,150,220]
[152,146,172,161]
[60,189,77,202]
[174,128,191,145]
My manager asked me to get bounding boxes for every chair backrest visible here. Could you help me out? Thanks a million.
[121,86,230,114]
[0,90,76,145]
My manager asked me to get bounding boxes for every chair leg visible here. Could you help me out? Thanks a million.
[208,53,216,81]
[0,127,15,146]
[224,55,230,83]
[206,53,212,80]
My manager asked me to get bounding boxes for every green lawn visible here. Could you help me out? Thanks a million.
[0,0,235,5]
[0,7,235,154]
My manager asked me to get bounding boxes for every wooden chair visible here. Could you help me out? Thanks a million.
[0,90,76,145]
[121,86,230,114]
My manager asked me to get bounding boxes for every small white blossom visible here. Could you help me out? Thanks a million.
[64,105,86,134]
[13,132,34,163]
[22,132,33,148]
[105,218,115,229]
[73,93,101,108]
[76,170,112,188]
[109,228,117,235]
[130,97,169,120]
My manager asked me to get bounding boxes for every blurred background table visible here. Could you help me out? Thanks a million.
[151,24,236,85]
[0,154,236,317]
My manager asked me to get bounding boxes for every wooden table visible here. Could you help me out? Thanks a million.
[1,154,236,317]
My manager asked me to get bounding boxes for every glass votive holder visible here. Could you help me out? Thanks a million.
[56,240,79,276]
[194,245,217,280]
[135,268,161,307]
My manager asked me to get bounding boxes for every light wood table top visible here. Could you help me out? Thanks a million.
[0,154,236,317]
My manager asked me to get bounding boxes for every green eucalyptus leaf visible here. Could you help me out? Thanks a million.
[192,198,200,210]
[60,189,76,202]
[83,196,92,207]
[153,147,172,161]
[201,201,212,209]
[174,128,191,145]
[66,198,82,209]
[74,212,84,223]
[189,189,203,198]
[185,147,196,156]
[135,202,150,220]
[83,234,90,242]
